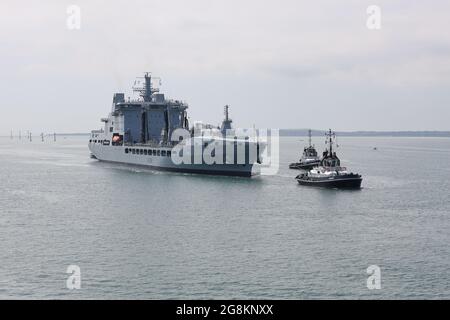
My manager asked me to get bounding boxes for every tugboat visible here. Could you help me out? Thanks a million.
[295,130,362,189]
[289,129,321,170]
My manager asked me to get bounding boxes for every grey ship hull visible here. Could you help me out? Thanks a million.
[89,143,258,177]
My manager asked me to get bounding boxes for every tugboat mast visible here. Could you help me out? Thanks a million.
[325,129,335,155]
[308,129,312,147]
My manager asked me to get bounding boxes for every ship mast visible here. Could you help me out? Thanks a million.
[220,105,233,135]
[325,129,335,155]
[308,129,312,147]
[132,72,160,102]
[225,105,229,122]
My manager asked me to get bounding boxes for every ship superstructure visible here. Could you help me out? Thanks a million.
[89,73,265,177]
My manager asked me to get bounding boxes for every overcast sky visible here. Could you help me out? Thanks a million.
[1,0,449,134]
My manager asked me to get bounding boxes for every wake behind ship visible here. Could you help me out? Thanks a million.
[89,73,265,177]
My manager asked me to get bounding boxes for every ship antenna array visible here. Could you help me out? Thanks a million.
[132,72,161,102]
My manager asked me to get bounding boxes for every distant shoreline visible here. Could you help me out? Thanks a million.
[279,129,450,137]
[2,130,450,138]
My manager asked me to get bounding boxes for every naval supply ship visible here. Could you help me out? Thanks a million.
[89,73,265,177]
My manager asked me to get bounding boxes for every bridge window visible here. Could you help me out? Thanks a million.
[125,148,129,154]
[161,150,166,156]
[167,151,171,157]
[157,150,161,156]
[153,150,156,156]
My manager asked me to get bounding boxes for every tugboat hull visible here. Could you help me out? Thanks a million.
[296,175,362,189]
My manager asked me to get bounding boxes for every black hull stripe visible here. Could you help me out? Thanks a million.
[296,178,362,188]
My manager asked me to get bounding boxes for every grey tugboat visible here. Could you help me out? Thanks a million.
[289,129,321,170]
[295,130,362,189]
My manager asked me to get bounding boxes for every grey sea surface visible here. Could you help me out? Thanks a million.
[0,136,449,299]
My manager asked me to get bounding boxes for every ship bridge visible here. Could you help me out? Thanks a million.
[107,73,189,145]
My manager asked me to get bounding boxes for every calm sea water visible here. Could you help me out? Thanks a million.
[0,136,449,299]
